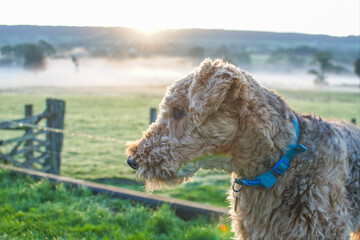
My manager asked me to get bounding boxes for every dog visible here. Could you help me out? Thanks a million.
[127,59,360,240]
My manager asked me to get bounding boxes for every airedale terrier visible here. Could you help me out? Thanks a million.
[127,59,360,240]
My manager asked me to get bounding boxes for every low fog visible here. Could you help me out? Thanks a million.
[0,57,358,92]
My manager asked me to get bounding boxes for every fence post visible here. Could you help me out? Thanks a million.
[150,108,157,124]
[24,105,34,163]
[45,99,65,174]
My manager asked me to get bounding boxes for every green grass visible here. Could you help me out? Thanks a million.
[0,93,162,180]
[0,168,233,239]
[279,90,360,121]
[0,89,359,208]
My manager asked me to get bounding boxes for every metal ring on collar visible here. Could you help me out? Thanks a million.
[232,179,244,192]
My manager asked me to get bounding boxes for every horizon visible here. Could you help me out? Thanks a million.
[0,0,358,37]
[1,24,359,38]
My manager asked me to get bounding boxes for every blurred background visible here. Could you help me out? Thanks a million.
[0,0,359,90]
[0,0,359,239]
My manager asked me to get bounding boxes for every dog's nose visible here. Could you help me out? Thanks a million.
[127,156,138,170]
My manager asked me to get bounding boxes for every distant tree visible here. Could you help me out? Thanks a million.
[71,55,79,72]
[308,51,347,84]
[308,51,330,84]
[13,43,32,59]
[308,51,331,84]
[38,40,56,56]
[267,48,305,68]
[5,41,56,70]
[355,58,360,78]
[23,44,45,70]
[187,46,205,58]
[0,45,13,56]
[292,46,315,56]
[0,45,14,66]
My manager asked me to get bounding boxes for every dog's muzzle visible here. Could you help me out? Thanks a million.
[127,156,138,170]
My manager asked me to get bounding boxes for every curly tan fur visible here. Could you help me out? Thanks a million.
[127,59,360,240]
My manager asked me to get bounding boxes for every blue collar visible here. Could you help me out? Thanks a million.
[232,112,307,190]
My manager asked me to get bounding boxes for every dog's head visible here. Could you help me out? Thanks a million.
[126,59,254,191]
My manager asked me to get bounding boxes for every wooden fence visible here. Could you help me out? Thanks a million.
[0,164,228,219]
[0,102,230,219]
[0,99,65,174]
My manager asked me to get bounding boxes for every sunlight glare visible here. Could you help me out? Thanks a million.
[134,25,161,35]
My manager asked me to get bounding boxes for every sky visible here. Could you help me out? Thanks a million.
[1,0,359,36]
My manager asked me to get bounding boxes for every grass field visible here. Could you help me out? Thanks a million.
[0,89,359,208]
[0,168,232,239]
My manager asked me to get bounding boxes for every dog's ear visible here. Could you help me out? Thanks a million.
[188,59,248,126]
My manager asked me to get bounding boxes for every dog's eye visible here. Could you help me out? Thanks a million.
[173,108,186,119]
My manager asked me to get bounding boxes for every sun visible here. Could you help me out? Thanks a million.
[134,26,161,35]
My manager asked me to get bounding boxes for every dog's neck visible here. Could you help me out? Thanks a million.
[232,121,293,177]
[233,112,307,189]
[231,87,300,179]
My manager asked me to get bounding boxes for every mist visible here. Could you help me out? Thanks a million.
[0,57,358,92]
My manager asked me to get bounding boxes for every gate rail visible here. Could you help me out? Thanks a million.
[0,99,65,174]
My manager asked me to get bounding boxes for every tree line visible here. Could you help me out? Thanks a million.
[0,40,55,70]
[188,44,360,84]
[1,40,359,83]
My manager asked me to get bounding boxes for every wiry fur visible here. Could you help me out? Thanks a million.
[127,59,360,239]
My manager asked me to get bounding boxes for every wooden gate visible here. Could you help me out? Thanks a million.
[0,99,65,174]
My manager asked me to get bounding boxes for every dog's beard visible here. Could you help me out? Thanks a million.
[136,167,190,192]
[143,177,190,193]
[136,154,233,192]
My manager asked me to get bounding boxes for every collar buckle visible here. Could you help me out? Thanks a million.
[273,158,290,175]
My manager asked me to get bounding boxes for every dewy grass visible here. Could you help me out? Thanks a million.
[0,168,233,239]
[0,90,358,207]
